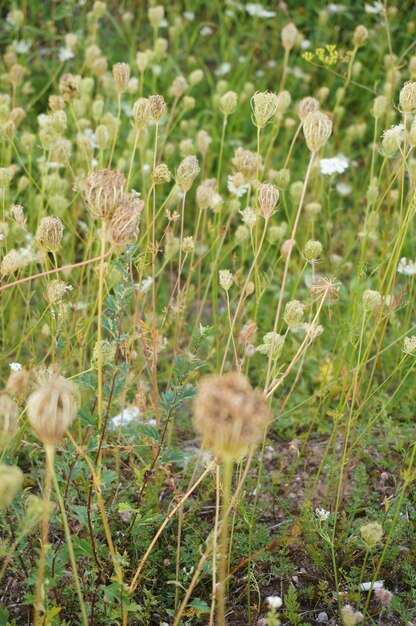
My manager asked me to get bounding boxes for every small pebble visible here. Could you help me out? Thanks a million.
[317,612,328,623]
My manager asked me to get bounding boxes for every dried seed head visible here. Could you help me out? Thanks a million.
[239,319,258,344]
[132,97,151,129]
[182,236,195,254]
[374,588,393,607]
[232,147,262,182]
[36,217,64,252]
[353,24,369,48]
[46,279,68,305]
[148,5,164,29]
[305,201,322,218]
[274,168,291,190]
[152,163,171,184]
[219,269,233,291]
[399,81,416,113]
[341,605,364,626]
[303,111,333,153]
[311,277,341,303]
[8,204,26,228]
[281,22,298,50]
[0,166,15,188]
[110,193,143,245]
[95,124,109,150]
[0,393,19,448]
[193,372,270,460]
[176,155,200,192]
[112,62,131,94]
[220,90,238,115]
[257,332,285,360]
[258,183,279,219]
[372,95,388,117]
[304,239,323,261]
[196,179,217,210]
[148,94,167,121]
[403,335,416,355]
[26,368,78,445]
[360,521,383,547]
[59,73,80,102]
[362,289,382,312]
[0,463,24,509]
[297,96,320,121]
[6,369,30,402]
[284,300,305,327]
[197,129,212,155]
[251,91,279,128]
[136,51,149,73]
[84,168,126,220]
[1,249,22,276]
[169,76,189,99]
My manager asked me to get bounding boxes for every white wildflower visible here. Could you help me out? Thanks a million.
[58,47,75,62]
[315,507,330,521]
[215,63,231,77]
[266,596,283,608]
[397,257,416,276]
[246,3,276,17]
[319,155,349,176]
[9,362,23,372]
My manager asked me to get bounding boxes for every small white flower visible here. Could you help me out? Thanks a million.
[320,155,349,176]
[228,174,249,197]
[10,362,22,372]
[183,11,195,20]
[315,507,330,521]
[239,207,257,228]
[200,26,213,36]
[12,39,32,54]
[382,123,404,139]
[140,276,153,294]
[266,595,283,609]
[397,257,416,276]
[215,63,231,77]
[336,182,352,197]
[58,47,75,62]
[365,1,384,15]
[246,3,276,17]
[403,335,416,355]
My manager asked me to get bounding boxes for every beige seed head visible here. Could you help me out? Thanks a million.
[360,521,383,548]
[251,91,279,128]
[284,300,305,327]
[6,369,30,402]
[84,168,126,220]
[296,96,320,121]
[132,97,151,129]
[112,62,131,94]
[176,155,200,192]
[399,81,416,113]
[136,51,149,73]
[219,269,233,292]
[8,204,26,227]
[304,239,323,261]
[196,179,217,210]
[148,94,167,121]
[0,393,19,448]
[36,217,64,252]
[193,372,270,460]
[26,368,78,446]
[59,73,80,102]
[46,279,68,305]
[220,91,238,115]
[303,111,333,153]
[258,183,279,219]
[0,463,24,509]
[353,24,369,48]
[281,22,298,51]
[1,249,22,276]
[362,289,382,312]
[109,193,143,245]
[152,163,172,184]
[148,5,164,29]
[232,147,262,182]
[0,166,15,188]
[169,76,189,99]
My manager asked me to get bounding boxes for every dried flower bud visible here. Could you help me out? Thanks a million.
[281,22,298,51]
[304,239,323,261]
[219,269,233,291]
[152,163,171,184]
[148,5,164,29]
[96,124,109,150]
[197,130,212,155]
[113,62,131,94]
[258,183,279,219]
[257,332,285,360]
[360,521,383,547]
[373,95,388,117]
[362,289,382,312]
[109,193,143,245]
[0,167,14,188]
[36,217,64,252]
[251,91,279,128]
[399,81,416,113]
[136,51,149,73]
[59,73,80,102]
[170,76,188,99]
[193,372,270,460]
[8,203,26,227]
[176,155,200,192]
[0,463,23,509]
[274,168,291,190]
[132,97,151,129]
[303,111,333,153]
[297,96,320,121]
[353,24,369,47]
[220,90,238,115]
[284,300,305,327]
[403,335,416,355]
[27,368,78,445]
[232,147,261,182]
[148,94,167,121]
[196,179,217,210]
[84,168,126,220]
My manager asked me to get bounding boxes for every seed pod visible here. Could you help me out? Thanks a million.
[148,94,167,121]
[26,368,78,446]
[220,91,238,115]
[176,155,200,192]
[152,163,171,184]
[303,111,333,153]
[399,81,416,113]
[113,62,131,94]
[284,300,305,327]
[353,24,369,47]
[0,463,24,509]
[84,168,126,220]
[251,91,279,128]
[109,193,143,245]
[132,97,151,129]
[296,96,319,121]
[281,22,298,51]
[258,183,279,219]
[36,217,64,252]
[362,289,382,312]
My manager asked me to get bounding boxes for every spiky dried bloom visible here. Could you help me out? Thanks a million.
[6,369,30,402]
[197,129,212,155]
[132,97,151,129]
[148,5,164,29]
[232,147,261,182]
[152,163,171,184]
[1,249,22,276]
[258,183,279,219]
[0,166,14,188]
[193,372,270,460]
[219,269,233,291]
[304,239,323,261]
[374,588,393,607]
[311,277,340,303]
[36,217,64,252]
[196,179,217,210]
[403,335,416,355]
[110,193,143,245]
[59,73,80,102]
[257,332,285,360]
[303,111,333,153]
[169,76,189,99]
[399,81,416,113]
[0,393,19,448]
[220,90,238,115]
[373,95,388,117]
[0,463,24,509]
[84,168,126,220]
[341,605,363,626]
[297,96,320,121]
[251,91,279,128]
[362,289,382,312]
[8,204,26,227]
[281,22,298,50]
[284,300,305,327]
[148,94,167,121]
[46,279,68,305]
[26,368,78,446]
[239,319,258,344]
[353,24,369,47]
[50,138,71,164]
[113,62,131,94]
[176,155,200,191]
